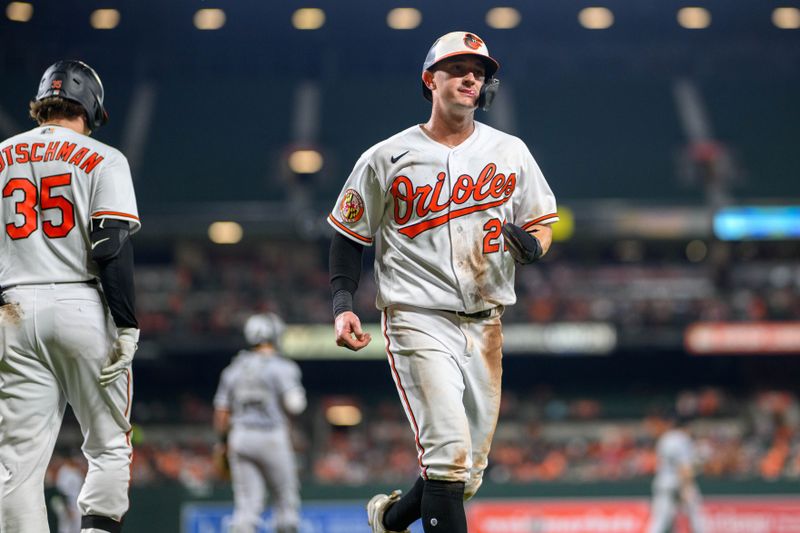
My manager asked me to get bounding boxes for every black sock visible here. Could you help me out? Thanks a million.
[421,479,466,533]
[383,476,425,531]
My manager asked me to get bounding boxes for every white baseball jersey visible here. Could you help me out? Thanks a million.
[0,125,140,287]
[653,429,696,491]
[328,121,558,314]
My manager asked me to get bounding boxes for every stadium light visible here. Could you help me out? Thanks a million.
[486,7,521,29]
[677,7,711,29]
[685,240,708,262]
[288,149,324,174]
[208,221,242,244]
[773,7,800,29]
[292,8,325,30]
[194,8,225,30]
[325,405,362,426]
[6,2,32,22]
[387,8,421,30]
[578,7,614,30]
[90,9,120,30]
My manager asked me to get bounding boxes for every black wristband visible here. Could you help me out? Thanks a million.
[332,289,354,318]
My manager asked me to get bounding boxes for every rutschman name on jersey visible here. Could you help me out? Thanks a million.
[329,121,558,314]
[0,125,140,287]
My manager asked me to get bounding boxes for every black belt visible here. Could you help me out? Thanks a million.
[455,308,495,320]
[1,279,97,291]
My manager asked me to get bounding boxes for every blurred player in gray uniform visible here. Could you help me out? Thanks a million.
[328,31,557,533]
[647,415,706,533]
[213,313,307,533]
[51,453,85,533]
[0,61,140,533]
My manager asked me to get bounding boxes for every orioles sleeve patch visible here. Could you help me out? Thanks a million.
[340,189,365,224]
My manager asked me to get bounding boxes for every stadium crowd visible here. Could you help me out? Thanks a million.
[47,388,800,491]
[134,241,800,343]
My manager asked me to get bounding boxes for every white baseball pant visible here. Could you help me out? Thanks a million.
[382,304,504,500]
[0,284,132,532]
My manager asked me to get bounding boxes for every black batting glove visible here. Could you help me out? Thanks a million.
[502,223,543,264]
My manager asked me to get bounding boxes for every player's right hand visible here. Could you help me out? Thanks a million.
[334,311,372,351]
[99,327,139,386]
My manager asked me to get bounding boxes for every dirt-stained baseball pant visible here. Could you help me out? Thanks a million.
[382,304,504,501]
[228,426,300,533]
[0,284,132,532]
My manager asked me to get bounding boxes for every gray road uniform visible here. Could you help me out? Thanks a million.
[214,349,306,533]
[647,428,706,533]
[53,460,84,533]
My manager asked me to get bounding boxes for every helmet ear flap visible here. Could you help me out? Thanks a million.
[478,77,500,111]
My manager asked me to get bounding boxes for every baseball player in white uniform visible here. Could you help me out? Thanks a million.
[328,31,558,533]
[213,313,307,533]
[647,416,706,533]
[0,60,140,533]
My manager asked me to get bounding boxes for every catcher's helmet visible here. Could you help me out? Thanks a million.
[244,313,286,347]
[421,31,500,110]
[36,60,108,131]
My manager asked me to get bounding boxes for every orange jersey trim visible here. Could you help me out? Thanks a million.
[522,213,559,231]
[92,211,140,221]
[327,214,373,244]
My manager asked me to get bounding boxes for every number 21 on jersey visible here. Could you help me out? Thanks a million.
[483,217,508,255]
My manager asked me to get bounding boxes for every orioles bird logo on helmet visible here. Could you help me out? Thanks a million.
[463,33,483,50]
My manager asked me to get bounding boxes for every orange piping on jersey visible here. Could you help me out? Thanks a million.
[91,211,140,221]
[399,197,509,239]
[383,311,428,479]
[125,370,133,446]
[521,213,559,231]
[327,214,373,244]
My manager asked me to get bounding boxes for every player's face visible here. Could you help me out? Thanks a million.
[431,56,486,109]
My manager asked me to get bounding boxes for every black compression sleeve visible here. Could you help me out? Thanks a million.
[96,238,138,328]
[329,232,364,295]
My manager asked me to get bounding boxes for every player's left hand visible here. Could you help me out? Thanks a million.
[99,327,139,386]
[501,223,543,264]
[334,311,372,351]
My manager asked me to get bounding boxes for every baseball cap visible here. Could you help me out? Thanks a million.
[422,31,500,102]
